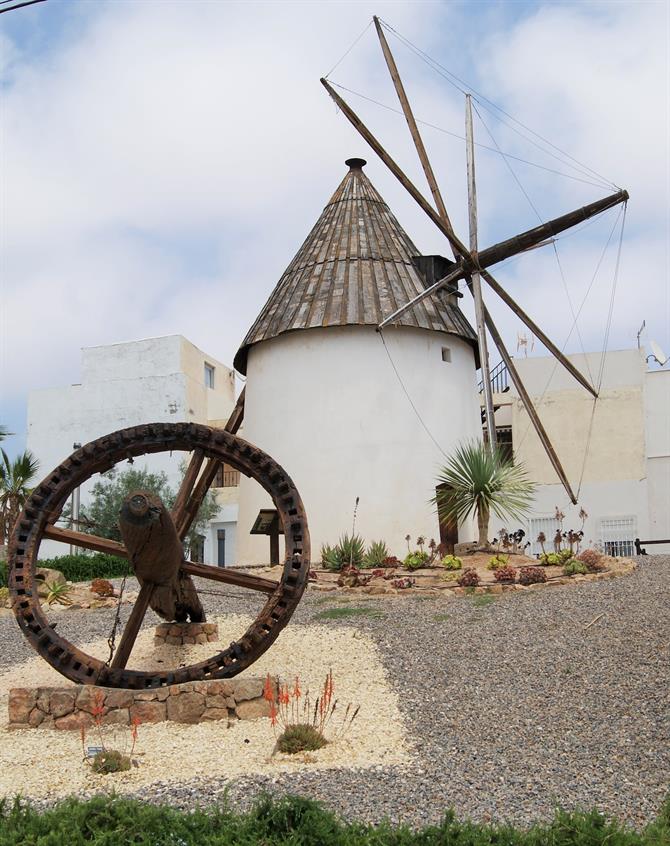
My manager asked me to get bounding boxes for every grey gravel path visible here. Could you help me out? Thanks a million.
[2,557,668,829]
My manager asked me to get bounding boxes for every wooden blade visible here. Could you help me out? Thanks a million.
[480,269,598,398]
[478,190,628,269]
[43,524,128,558]
[373,16,456,257]
[171,448,205,525]
[175,389,246,539]
[182,561,279,595]
[109,581,154,669]
[483,307,577,503]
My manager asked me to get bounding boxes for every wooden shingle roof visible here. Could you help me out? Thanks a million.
[234,158,477,374]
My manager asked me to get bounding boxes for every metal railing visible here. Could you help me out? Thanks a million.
[479,359,509,394]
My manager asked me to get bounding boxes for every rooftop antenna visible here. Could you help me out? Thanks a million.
[637,320,646,349]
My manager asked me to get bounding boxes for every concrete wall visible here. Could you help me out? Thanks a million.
[237,325,481,565]
[645,368,670,553]
[507,348,665,557]
[27,335,236,559]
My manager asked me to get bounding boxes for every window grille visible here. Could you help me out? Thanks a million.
[599,516,637,557]
[528,517,561,557]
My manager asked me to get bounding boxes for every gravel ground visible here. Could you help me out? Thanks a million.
[1,556,668,829]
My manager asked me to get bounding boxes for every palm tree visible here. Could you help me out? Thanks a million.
[0,449,40,545]
[433,440,535,549]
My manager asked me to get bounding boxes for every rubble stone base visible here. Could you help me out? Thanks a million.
[7,676,275,731]
[153,622,219,646]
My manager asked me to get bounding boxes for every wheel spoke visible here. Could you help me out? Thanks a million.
[174,458,220,539]
[171,448,205,527]
[43,524,128,558]
[110,581,154,669]
[182,560,279,594]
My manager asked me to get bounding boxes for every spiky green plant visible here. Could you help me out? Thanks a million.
[362,540,389,569]
[276,724,327,755]
[0,449,40,545]
[433,441,535,549]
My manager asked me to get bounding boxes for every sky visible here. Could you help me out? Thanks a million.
[1,0,668,458]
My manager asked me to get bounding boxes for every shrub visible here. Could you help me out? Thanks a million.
[90,749,131,775]
[539,552,561,566]
[487,553,508,570]
[320,534,365,571]
[457,568,480,587]
[0,560,6,588]
[277,724,327,755]
[563,559,588,576]
[403,551,429,571]
[362,540,389,569]
[0,586,9,606]
[558,548,574,563]
[494,565,517,583]
[36,553,130,583]
[518,566,547,586]
[440,554,462,570]
[391,577,414,589]
[382,556,399,567]
[577,548,606,572]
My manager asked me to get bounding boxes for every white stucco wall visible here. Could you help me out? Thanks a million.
[237,325,480,565]
[27,335,236,559]
[645,368,670,552]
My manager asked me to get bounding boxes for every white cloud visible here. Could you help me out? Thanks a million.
[1,0,668,449]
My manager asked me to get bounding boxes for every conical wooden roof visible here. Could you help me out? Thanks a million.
[234,158,477,374]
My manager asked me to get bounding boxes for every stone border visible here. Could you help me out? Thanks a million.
[153,622,219,646]
[8,677,276,730]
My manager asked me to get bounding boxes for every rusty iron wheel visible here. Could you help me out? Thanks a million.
[7,422,310,689]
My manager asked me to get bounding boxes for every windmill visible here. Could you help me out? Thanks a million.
[320,16,629,505]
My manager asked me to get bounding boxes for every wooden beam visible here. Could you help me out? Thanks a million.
[377,266,463,329]
[181,561,280,595]
[373,16,456,257]
[483,308,578,503]
[43,525,128,558]
[480,268,598,398]
[171,448,205,525]
[465,94,497,448]
[109,581,154,670]
[225,386,246,434]
[477,190,628,269]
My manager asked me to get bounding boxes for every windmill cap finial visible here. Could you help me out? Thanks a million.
[345,157,367,170]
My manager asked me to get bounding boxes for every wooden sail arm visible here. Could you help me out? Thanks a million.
[478,190,628,268]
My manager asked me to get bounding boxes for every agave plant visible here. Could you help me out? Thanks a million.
[362,540,389,568]
[433,441,535,550]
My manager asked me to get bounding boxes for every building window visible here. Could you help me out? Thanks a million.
[599,516,637,557]
[495,426,514,463]
[217,529,226,567]
[213,463,240,488]
[441,346,451,363]
[204,363,215,389]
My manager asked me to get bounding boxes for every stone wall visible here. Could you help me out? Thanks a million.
[154,622,218,646]
[8,677,275,731]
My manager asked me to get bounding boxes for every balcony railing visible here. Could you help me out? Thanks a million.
[479,360,509,394]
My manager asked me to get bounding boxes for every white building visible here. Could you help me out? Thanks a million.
[487,348,670,556]
[234,158,482,564]
[27,335,241,563]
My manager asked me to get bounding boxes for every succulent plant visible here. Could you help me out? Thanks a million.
[518,566,547,586]
[457,568,480,587]
[494,565,517,583]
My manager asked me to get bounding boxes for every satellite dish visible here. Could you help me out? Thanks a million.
[649,339,668,366]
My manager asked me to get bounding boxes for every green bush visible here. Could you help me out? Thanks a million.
[563,559,589,576]
[362,540,389,569]
[539,552,561,566]
[0,561,6,588]
[90,749,131,774]
[440,554,463,570]
[403,551,429,570]
[0,792,667,845]
[277,724,328,754]
[487,553,509,570]
[320,535,365,571]
[38,553,131,583]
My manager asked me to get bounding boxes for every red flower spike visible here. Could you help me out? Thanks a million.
[293,677,301,699]
[270,701,278,727]
[263,673,275,703]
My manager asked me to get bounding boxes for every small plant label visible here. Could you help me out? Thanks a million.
[86,746,104,758]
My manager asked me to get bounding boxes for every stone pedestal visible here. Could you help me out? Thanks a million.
[153,622,218,646]
[8,676,277,730]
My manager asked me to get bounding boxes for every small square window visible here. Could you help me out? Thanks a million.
[441,347,451,363]
[204,363,215,389]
